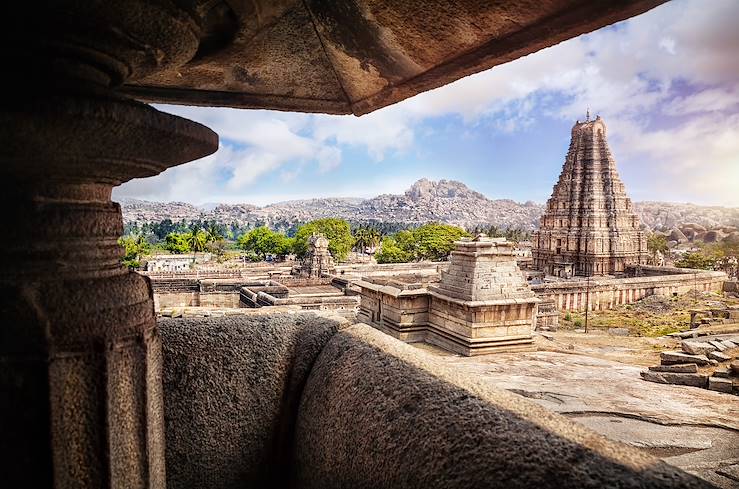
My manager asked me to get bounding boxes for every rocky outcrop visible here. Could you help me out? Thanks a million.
[119,179,739,233]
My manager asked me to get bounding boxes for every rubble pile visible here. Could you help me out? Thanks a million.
[641,335,739,395]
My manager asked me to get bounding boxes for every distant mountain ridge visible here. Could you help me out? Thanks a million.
[119,178,739,231]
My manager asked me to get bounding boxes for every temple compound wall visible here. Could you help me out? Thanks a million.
[532,115,648,277]
[532,266,727,311]
[151,276,359,318]
[356,237,540,356]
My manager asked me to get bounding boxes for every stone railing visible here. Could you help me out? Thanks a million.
[157,314,711,489]
[532,269,727,311]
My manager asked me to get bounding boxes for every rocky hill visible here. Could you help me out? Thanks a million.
[119,178,739,231]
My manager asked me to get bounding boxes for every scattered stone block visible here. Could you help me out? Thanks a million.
[669,330,697,339]
[721,340,737,349]
[607,327,629,336]
[640,371,708,388]
[708,351,731,362]
[539,332,554,341]
[708,376,734,393]
[713,368,730,378]
[648,363,697,373]
[708,340,727,351]
[709,359,719,366]
[660,351,711,366]
[681,340,716,355]
[730,361,739,374]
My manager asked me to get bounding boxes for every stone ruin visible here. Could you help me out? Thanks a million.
[356,236,541,355]
[427,236,541,354]
[642,333,739,395]
[534,299,560,332]
[294,233,336,278]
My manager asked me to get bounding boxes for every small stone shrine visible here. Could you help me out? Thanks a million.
[295,233,336,278]
[356,235,540,355]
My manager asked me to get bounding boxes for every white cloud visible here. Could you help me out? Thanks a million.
[117,0,739,206]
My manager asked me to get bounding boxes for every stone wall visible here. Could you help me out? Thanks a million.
[357,285,430,342]
[335,261,442,281]
[532,270,727,311]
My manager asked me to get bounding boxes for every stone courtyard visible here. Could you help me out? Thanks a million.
[415,329,739,488]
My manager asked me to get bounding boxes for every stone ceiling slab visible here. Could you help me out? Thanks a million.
[123,0,667,115]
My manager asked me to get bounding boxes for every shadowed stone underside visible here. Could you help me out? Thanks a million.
[123,0,667,115]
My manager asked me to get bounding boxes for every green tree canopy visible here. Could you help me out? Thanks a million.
[118,235,150,269]
[187,229,209,252]
[375,237,412,263]
[647,234,669,254]
[375,223,469,263]
[411,223,470,261]
[164,233,191,254]
[237,226,293,260]
[294,218,354,262]
[674,251,718,270]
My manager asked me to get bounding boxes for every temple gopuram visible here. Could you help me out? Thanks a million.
[533,114,648,277]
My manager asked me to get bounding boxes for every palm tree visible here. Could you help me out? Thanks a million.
[205,224,224,243]
[353,228,369,254]
[366,228,382,254]
[187,230,208,253]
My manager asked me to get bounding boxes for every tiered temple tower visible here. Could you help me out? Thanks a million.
[533,114,648,277]
[296,233,336,278]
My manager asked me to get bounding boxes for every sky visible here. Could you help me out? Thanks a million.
[115,0,739,207]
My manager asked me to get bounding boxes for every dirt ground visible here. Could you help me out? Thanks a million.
[558,290,739,337]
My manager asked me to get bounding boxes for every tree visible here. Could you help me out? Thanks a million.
[374,223,469,263]
[118,234,150,269]
[165,233,191,254]
[674,251,717,270]
[353,227,382,254]
[293,218,354,262]
[353,228,369,254]
[205,223,225,243]
[647,234,669,254]
[412,223,469,261]
[187,229,208,253]
[375,237,412,263]
[237,226,292,260]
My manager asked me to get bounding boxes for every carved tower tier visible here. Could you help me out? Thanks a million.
[532,115,648,277]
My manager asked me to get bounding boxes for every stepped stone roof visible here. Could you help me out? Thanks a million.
[429,236,539,305]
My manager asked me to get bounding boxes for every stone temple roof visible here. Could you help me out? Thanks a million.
[123,0,667,115]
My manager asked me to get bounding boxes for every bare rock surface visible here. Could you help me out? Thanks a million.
[682,341,717,355]
[413,344,739,487]
[649,364,698,373]
[662,351,712,366]
[414,346,739,430]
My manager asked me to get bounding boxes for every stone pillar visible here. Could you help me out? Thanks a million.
[0,2,217,487]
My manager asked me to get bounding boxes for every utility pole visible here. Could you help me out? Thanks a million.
[693,271,698,302]
[584,271,591,333]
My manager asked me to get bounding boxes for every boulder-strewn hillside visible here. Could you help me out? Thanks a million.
[119,178,739,231]
[634,202,739,231]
